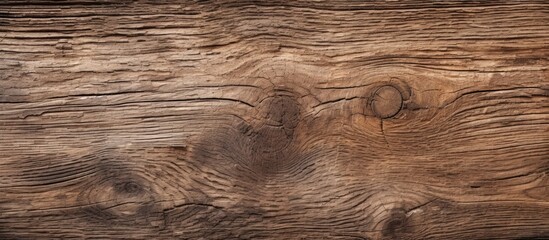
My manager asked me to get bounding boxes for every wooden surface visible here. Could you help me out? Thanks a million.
[1,1,548,239]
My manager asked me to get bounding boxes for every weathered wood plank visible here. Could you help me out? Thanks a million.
[0,1,548,239]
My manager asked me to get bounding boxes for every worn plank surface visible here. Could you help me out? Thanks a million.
[1,1,548,239]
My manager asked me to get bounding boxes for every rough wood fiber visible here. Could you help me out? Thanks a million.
[0,0,548,239]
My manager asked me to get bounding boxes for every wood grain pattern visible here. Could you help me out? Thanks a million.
[0,1,548,239]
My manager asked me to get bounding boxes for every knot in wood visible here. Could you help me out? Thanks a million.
[371,85,403,119]
[115,181,143,196]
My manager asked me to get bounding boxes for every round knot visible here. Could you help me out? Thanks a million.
[371,85,403,119]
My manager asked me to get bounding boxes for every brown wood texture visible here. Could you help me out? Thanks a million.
[1,1,548,239]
